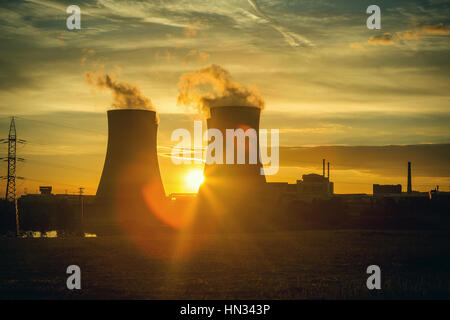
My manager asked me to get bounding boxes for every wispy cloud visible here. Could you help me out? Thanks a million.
[368,33,396,46]
[422,23,450,35]
[350,23,449,48]
[246,0,313,47]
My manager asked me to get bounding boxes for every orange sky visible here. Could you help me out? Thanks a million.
[0,0,449,196]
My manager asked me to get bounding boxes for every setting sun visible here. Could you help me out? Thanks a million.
[184,170,205,192]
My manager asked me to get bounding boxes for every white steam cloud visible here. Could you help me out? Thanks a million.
[177,64,265,116]
[85,71,155,111]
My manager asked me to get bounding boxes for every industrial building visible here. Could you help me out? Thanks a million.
[373,162,417,197]
[373,184,402,195]
[15,185,95,233]
[297,174,334,199]
[296,160,334,200]
[19,186,95,204]
[265,159,335,203]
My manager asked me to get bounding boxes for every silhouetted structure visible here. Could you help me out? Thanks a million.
[407,161,412,193]
[322,159,325,177]
[1,117,25,202]
[297,173,334,200]
[266,160,335,203]
[200,106,267,203]
[18,192,93,234]
[0,199,15,234]
[39,186,52,195]
[286,160,334,201]
[327,162,330,179]
[4,117,17,202]
[373,184,402,195]
[96,109,165,219]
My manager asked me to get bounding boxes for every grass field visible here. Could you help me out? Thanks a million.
[0,230,449,299]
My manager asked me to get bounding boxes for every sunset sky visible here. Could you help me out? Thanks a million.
[0,0,449,196]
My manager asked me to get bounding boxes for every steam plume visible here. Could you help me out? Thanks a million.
[177,64,265,116]
[85,71,154,111]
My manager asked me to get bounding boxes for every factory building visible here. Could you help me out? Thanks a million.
[373,162,416,196]
[297,174,334,199]
[19,186,95,204]
[296,160,334,200]
[16,186,95,233]
[373,184,402,195]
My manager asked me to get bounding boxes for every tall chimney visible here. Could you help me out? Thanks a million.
[327,162,330,179]
[200,106,266,203]
[96,109,165,214]
[323,159,325,177]
[407,161,412,193]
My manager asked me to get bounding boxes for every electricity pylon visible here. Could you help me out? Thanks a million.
[1,117,25,236]
[1,117,25,202]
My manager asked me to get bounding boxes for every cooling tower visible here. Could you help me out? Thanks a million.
[199,106,266,203]
[96,109,165,213]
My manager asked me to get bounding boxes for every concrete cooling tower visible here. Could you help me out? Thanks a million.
[96,109,165,215]
[199,106,267,204]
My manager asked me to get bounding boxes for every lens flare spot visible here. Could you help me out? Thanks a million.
[185,170,204,192]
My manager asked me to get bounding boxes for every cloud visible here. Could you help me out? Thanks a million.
[85,71,155,111]
[396,29,421,40]
[368,33,396,46]
[278,144,450,178]
[246,0,313,48]
[422,23,450,35]
[259,110,450,147]
[396,23,449,40]
[81,49,96,64]
[350,23,449,49]
[184,49,210,64]
[184,21,202,38]
[2,0,450,128]
[0,59,37,91]
[177,64,265,116]
[349,43,365,49]
[361,23,449,48]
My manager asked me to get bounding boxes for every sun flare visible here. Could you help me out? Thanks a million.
[184,169,205,191]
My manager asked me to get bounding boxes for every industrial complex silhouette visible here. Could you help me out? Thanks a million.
[1,108,449,235]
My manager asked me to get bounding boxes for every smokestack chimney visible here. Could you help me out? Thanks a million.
[96,109,165,213]
[407,161,412,193]
[200,106,266,202]
[327,162,330,179]
[323,159,325,177]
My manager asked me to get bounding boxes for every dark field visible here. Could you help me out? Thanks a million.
[0,230,449,299]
